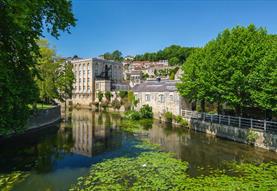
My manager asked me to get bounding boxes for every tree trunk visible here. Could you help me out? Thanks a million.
[235,106,241,117]
[201,99,205,112]
[217,102,222,115]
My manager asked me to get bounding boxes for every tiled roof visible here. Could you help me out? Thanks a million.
[133,80,180,92]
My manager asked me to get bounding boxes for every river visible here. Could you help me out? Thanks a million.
[0,109,276,191]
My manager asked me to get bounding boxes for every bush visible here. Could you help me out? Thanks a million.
[164,112,173,123]
[111,99,121,111]
[140,105,153,119]
[247,129,258,144]
[175,115,188,127]
[124,111,141,120]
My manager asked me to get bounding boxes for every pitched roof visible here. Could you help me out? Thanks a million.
[133,80,180,92]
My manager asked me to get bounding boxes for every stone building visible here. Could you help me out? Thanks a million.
[133,79,191,116]
[71,58,124,106]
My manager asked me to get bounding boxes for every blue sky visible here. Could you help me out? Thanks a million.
[44,0,277,58]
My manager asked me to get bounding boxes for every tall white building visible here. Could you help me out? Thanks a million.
[71,58,123,106]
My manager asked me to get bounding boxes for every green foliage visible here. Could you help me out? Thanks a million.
[118,90,128,99]
[35,39,75,103]
[111,98,121,111]
[0,0,75,135]
[164,112,173,123]
[104,91,113,102]
[246,129,259,144]
[175,115,189,127]
[134,45,198,66]
[124,105,153,120]
[177,24,277,115]
[0,171,29,191]
[70,140,277,191]
[97,91,104,102]
[101,50,123,62]
[139,105,153,119]
[124,110,141,120]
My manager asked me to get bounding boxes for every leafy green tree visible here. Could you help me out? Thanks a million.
[97,91,104,102]
[134,45,197,66]
[111,98,121,111]
[36,39,60,103]
[0,0,75,134]
[105,91,113,102]
[102,50,123,62]
[177,24,277,117]
[56,60,75,103]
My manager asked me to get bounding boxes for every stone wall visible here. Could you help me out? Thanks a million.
[135,91,183,116]
[188,119,277,152]
[26,106,61,130]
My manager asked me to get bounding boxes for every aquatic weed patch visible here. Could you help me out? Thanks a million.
[0,171,29,191]
[70,140,277,191]
[70,151,189,191]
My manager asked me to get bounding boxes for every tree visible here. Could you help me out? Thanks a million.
[105,91,113,102]
[56,60,75,103]
[0,1,76,134]
[36,39,60,103]
[36,39,75,105]
[177,24,277,117]
[111,98,121,111]
[97,91,104,102]
[102,50,123,62]
[133,45,198,66]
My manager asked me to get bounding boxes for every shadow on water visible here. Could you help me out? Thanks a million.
[0,109,276,190]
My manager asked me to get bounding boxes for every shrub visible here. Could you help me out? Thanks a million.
[140,105,153,119]
[175,115,188,127]
[164,112,173,123]
[247,129,258,144]
[124,111,141,120]
[111,99,121,111]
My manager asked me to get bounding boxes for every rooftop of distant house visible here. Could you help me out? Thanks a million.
[133,79,180,92]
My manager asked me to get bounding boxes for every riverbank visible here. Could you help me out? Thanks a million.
[0,105,61,140]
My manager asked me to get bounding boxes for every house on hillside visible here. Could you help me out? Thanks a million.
[133,79,191,116]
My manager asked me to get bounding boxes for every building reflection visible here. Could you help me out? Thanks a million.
[71,109,122,157]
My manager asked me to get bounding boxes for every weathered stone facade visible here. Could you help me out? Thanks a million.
[133,80,191,117]
[71,58,123,107]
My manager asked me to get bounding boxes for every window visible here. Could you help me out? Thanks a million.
[79,78,81,83]
[79,86,81,90]
[145,94,150,101]
[83,70,85,75]
[83,86,86,90]
[158,94,165,103]
[87,78,90,83]
[169,95,174,102]
[96,83,100,90]
[83,78,85,83]
[88,70,90,75]
[87,86,90,91]
[79,71,81,75]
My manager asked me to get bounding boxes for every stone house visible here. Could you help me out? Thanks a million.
[70,58,124,107]
[133,79,191,117]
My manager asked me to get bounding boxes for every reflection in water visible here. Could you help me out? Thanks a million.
[71,110,121,157]
[0,109,276,191]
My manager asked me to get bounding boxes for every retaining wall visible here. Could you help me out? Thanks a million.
[26,105,61,130]
[188,119,277,152]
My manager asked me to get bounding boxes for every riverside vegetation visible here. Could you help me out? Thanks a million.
[69,139,277,191]
[69,108,277,191]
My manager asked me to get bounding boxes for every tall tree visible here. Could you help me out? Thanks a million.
[0,1,75,135]
[178,25,277,117]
